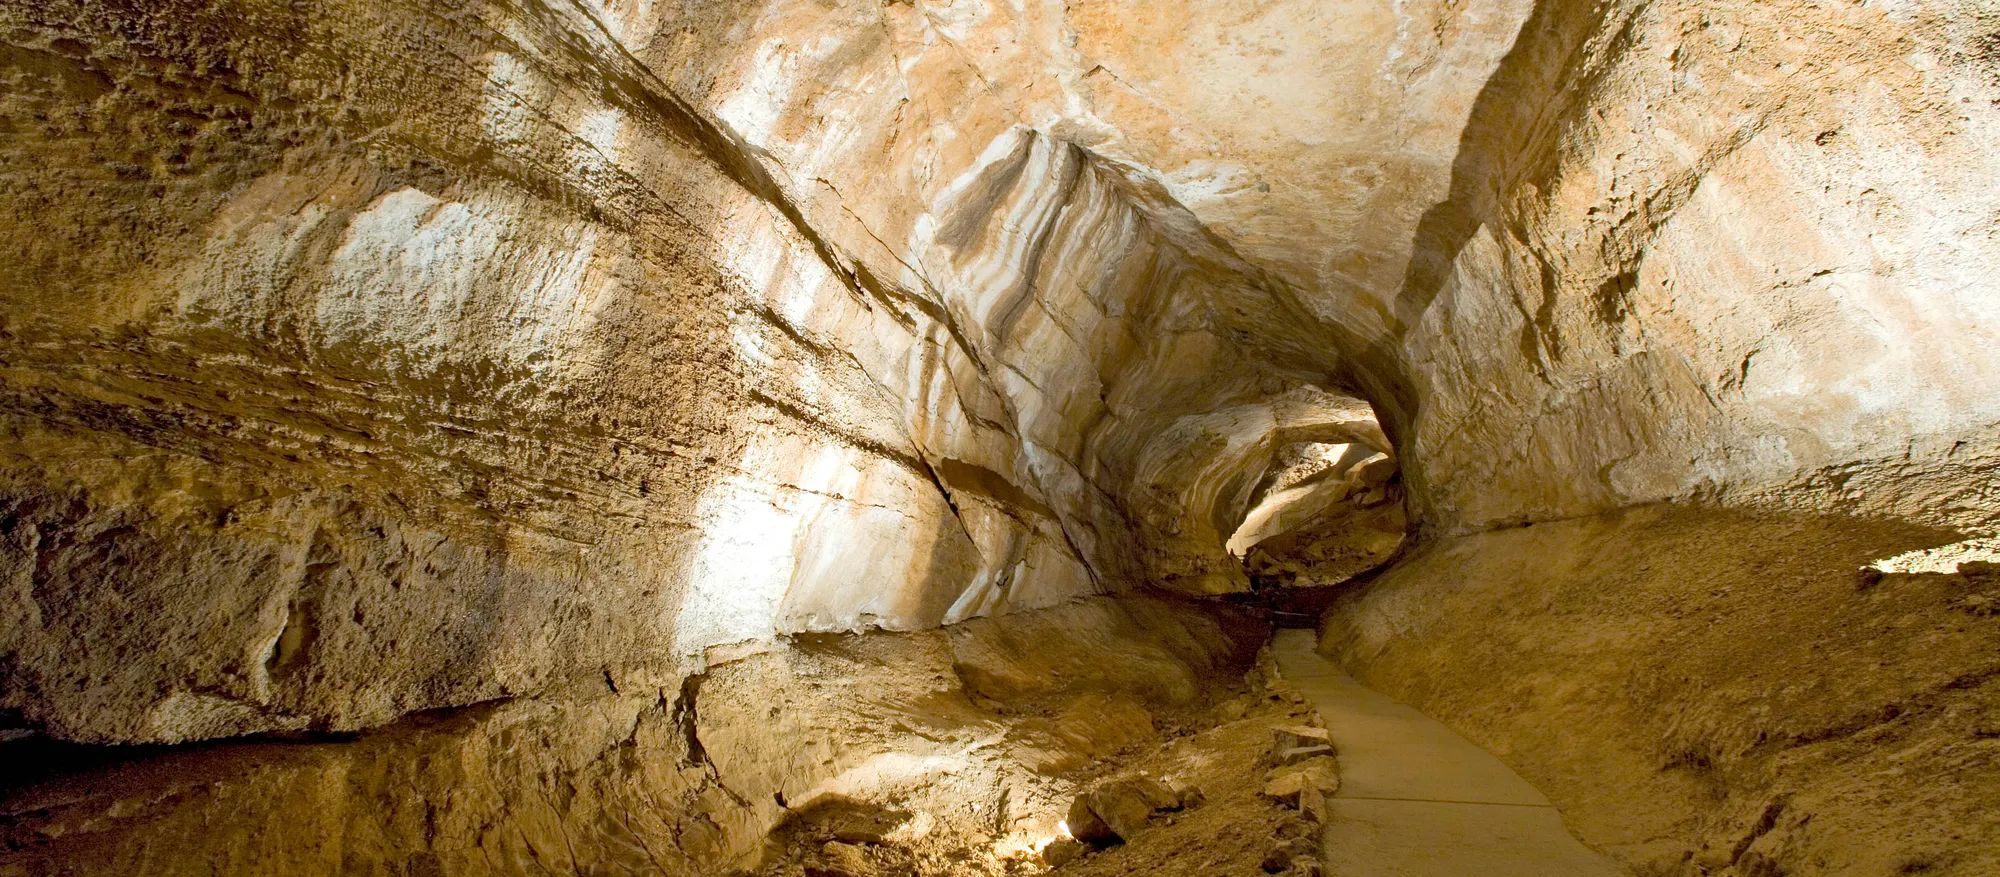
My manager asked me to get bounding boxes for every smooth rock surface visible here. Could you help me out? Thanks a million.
[1273,630,1623,877]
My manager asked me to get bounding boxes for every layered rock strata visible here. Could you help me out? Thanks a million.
[1,0,1998,874]
[0,596,1264,875]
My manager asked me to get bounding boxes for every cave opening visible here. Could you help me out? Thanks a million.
[1226,408,1407,590]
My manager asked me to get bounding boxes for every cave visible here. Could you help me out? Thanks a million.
[1,0,1997,875]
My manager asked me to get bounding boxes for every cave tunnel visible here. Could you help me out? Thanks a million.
[2,0,1998,875]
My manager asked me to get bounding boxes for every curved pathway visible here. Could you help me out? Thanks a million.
[1272,630,1625,876]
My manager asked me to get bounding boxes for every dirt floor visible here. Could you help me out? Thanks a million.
[746,648,1323,877]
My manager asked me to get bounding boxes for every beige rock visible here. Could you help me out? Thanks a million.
[1041,838,1088,868]
[1262,838,1312,873]
[1271,724,1332,752]
[1273,744,1335,767]
[1066,775,1182,845]
[1262,759,1341,809]
[0,0,1997,874]
[1167,777,1206,810]
[806,843,876,877]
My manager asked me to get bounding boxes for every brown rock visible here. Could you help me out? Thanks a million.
[806,842,876,877]
[1272,724,1332,752]
[1066,775,1183,845]
[1274,744,1336,766]
[1065,794,1117,846]
[1217,698,1252,722]
[1261,838,1311,873]
[1855,566,1886,590]
[1262,759,1340,809]
[1042,837,1088,868]
[1168,777,1206,810]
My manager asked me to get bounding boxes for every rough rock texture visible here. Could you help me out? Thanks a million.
[1371,0,2000,533]
[2,0,1999,872]
[11,0,1995,741]
[0,596,1264,875]
[1322,506,2000,876]
[0,0,1393,744]
[1238,451,1406,587]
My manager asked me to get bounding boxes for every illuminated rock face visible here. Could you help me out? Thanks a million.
[1,0,1998,873]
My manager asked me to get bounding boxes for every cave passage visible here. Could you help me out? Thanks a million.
[1,0,1998,875]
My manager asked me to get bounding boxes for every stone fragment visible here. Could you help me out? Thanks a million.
[1271,724,1331,752]
[1261,838,1311,873]
[1065,794,1116,845]
[1961,594,1998,616]
[1299,782,1329,824]
[1063,799,1110,845]
[1262,758,1339,809]
[1168,777,1205,810]
[1274,744,1335,766]
[1065,775,1182,845]
[1855,566,1886,590]
[1042,837,1088,867]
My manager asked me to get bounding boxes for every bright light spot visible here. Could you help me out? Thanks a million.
[569,107,625,173]
[575,0,658,43]
[716,39,794,142]
[481,52,538,144]
[1869,535,2000,574]
[673,473,798,656]
[992,817,1069,860]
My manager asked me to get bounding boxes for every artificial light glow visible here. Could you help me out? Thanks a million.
[1868,534,2000,574]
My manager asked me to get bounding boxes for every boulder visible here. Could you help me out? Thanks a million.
[1065,775,1182,845]
[1167,777,1206,810]
[1262,838,1312,873]
[1271,724,1331,752]
[1262,758,1340,811]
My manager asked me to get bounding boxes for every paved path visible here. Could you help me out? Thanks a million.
[1272,630,1625,876]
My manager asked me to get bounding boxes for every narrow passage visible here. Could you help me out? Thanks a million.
[1272,630,1625,876]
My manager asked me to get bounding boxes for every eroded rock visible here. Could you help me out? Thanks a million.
[1065,775,1183,846]
[1,0,1997,873]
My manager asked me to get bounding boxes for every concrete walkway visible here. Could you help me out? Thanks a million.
[1272,630,1625,876]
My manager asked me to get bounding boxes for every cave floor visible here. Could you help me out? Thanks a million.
[1273,630,1625,876]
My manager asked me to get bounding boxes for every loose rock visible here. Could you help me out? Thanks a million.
[1065,775,1184,845]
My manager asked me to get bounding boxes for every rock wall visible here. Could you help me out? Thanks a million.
[0,0,1326,744]
[0,596,1265,875]
[1374,0,2000,534]
[1321,506,2000,876]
